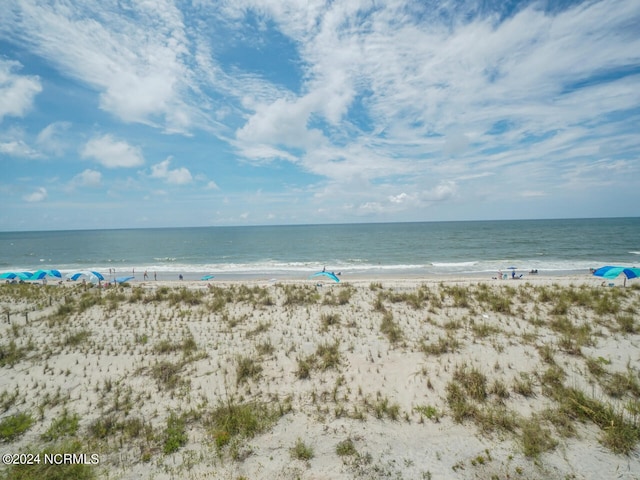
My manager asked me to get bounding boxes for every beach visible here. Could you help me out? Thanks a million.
[1,274,639,479]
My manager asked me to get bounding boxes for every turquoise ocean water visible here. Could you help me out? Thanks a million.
[1,218,639,279]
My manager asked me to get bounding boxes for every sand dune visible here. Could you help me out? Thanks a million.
[1,276,639,479]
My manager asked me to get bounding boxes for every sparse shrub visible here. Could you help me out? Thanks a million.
[290,438,314,460]
[62,330,91,347]
[246,321,271,338]
[585,356,608,378]
[421,334,459,355]
[616,314,636,333]
[236,355,262,385]
[320,313,341,331]
[414,405,441,422]
[163,412,188,454]
[0,390,19,413]
[520,417,558,457]
[0,412,34,442]
[255,340,275,356]
[371,396,400,420]
[452,364,487,402]
[88,414,120,439]
[336,437,358,456]
[296,356,315,379]
[446,382,477,423]
[0,340,26,367]
[282,285,319,306]
[315,341,341,370]
[41,410,80,441]
[206,400,284,450]
[380,311,403,344]
[513,373,535,397]
[150,360,186,390]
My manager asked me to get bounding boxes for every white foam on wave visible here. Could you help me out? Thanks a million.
[431,261,478,267]
[18,258,615,277]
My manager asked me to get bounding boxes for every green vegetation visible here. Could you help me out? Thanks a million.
[290,438,314,461]
[207,399,287,452]
[1,279,639,478]
[0,440,96,480]
[380,311,403,344]
[163,412,188,454]
[235,355,263,385]
[336,437,358,456]
[41,410,80,441]
[0,412,34,442]
[0,340,27,367]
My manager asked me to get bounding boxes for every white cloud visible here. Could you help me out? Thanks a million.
[206,181,219,190]
[81,134,144,168]
[1,0,196,131]
[23,187,47,202]
[0,140,40,158]
[2,0,639,226]
[0,59,42,122]
[36,121,71,155]
[150,157,193,185]
[422,181,458,203]
[389,192,409,204]
[71,169,102,187]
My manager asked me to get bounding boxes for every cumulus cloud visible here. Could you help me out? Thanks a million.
[422,181,458,203]
[0,59,42,122]
[0,140,40,158]
[23,187,47,202]
[71,169,102,187]
[150,157,193,185]
[81,134,144,168]
[36,121,71,155]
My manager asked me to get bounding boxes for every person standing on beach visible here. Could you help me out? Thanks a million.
[143,270,148,280]
[154,272,157,281]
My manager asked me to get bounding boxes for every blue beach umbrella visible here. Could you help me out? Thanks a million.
[310,271,340,283]
[48,269,62,278]
[201,274,215,281]
[592,266,640,280]
[68,271,105,282]
[31,270,48,280]
[3,271,34,280]
[32,269,63,280]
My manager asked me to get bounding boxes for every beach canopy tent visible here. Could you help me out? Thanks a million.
[309,271,340,283]
[115,276,134,284]
[67,271,105,282]
[201,274,215,281]
[1,271,33,280]
[592,266,640,280]
[31,269,62,280]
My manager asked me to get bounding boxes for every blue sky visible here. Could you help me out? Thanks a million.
[1,0,639,231]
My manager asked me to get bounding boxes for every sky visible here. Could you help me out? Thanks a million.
[1,0,639,231]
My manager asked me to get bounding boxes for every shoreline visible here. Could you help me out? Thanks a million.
[21,269,631,289]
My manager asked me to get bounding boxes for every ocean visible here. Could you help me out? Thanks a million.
[1,218,639,280]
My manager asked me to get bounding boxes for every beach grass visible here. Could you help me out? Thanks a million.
[1,278,639,478]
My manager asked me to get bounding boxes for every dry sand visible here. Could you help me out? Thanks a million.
[1,275,639,479]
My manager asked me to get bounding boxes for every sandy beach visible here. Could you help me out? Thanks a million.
[1,274,639,479]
